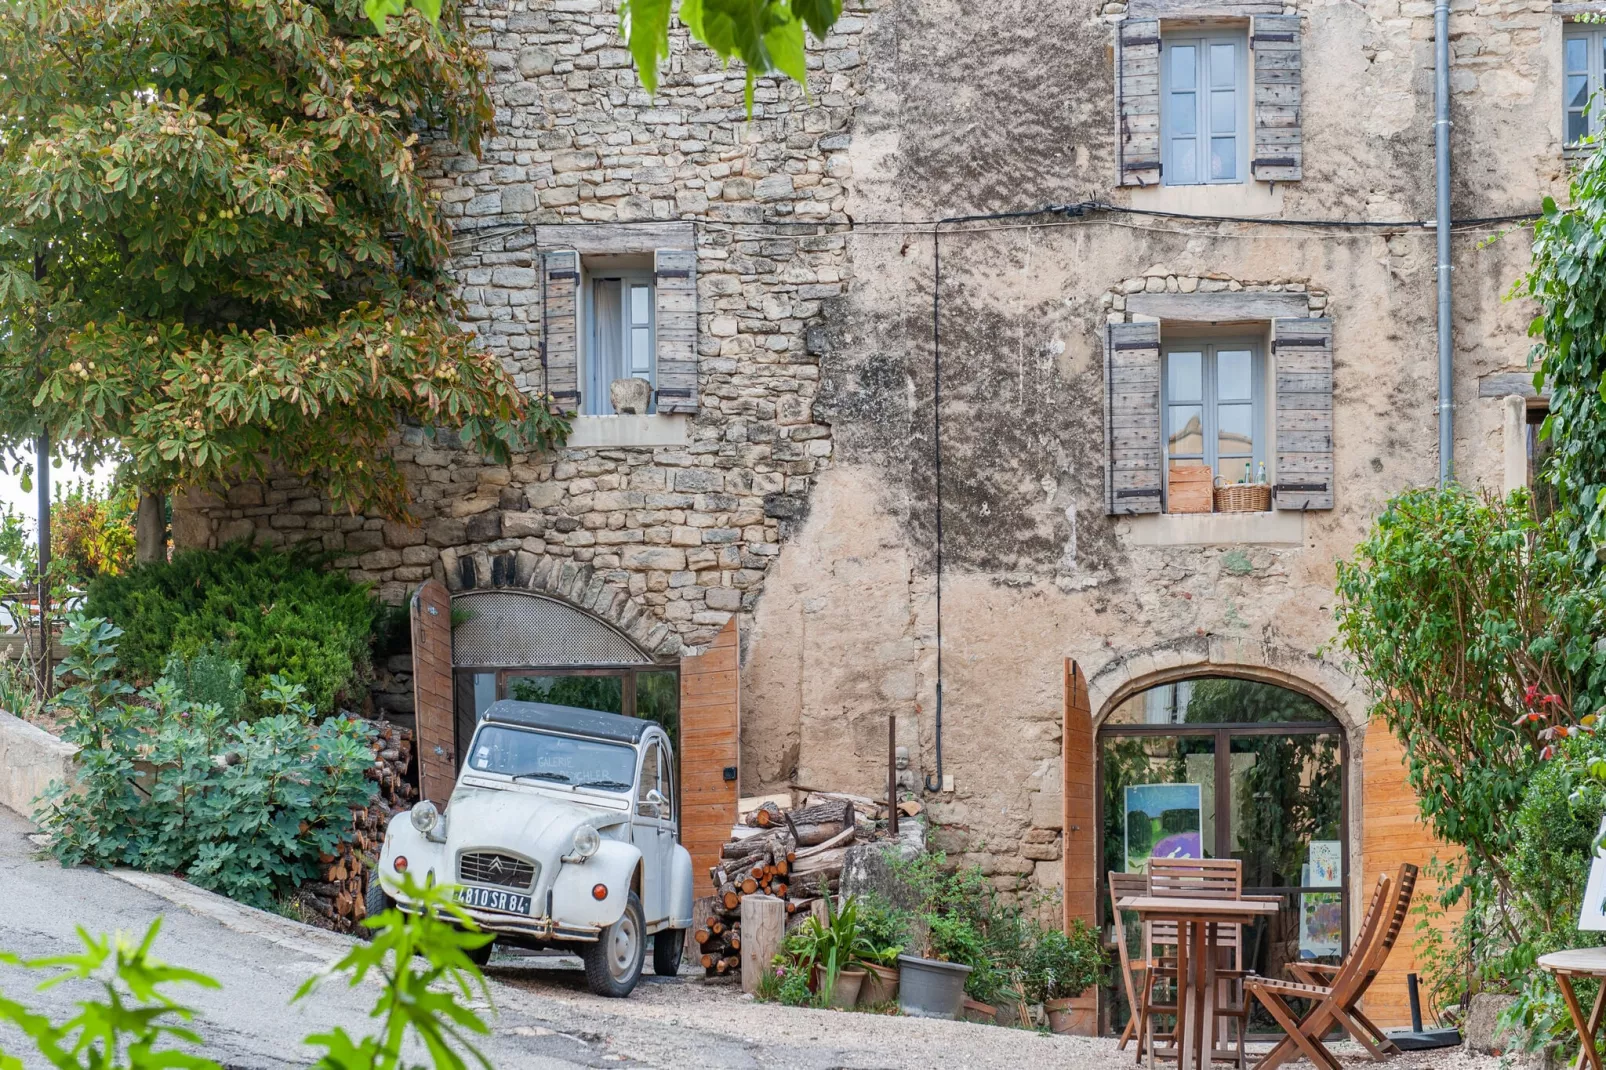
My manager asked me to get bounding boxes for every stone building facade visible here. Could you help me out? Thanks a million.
[177,0,1568,989]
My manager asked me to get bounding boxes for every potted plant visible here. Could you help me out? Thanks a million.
[853,895,908,1006]
[1025,921,1105,1034]
[793,894,870,1009]
[897,914,979,1020]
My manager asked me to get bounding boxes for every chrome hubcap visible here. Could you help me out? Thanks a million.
[607,912,638,981]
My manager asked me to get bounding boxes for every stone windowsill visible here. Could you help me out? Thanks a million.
[1117,509,1305,547]
[565,414,690,449]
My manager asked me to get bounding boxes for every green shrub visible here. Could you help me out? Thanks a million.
[34,615,376,909]
[1024,921,1104,1003]
[160,644,247,723]
[84,543,378,718]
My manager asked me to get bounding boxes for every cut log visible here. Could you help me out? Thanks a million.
[740,895,786,995]
[740,877,758,895]
[710,919,725,936]
[795,825,855,858]
[748,802,783,828]
[694,927,710,945]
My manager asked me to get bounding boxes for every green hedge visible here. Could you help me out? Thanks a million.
[83,543,378,718]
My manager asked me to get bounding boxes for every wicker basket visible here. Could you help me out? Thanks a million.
[1214,481,1272,513]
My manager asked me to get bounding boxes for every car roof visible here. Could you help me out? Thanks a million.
[479,699,661,745]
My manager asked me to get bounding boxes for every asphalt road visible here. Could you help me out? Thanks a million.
[0,806,1112,1069]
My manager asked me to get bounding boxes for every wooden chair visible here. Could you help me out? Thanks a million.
[1142,859,1250,1070]
[1111,871,1153,1053]
[1283,863,1419,1054]
[1244,866,1415,1070]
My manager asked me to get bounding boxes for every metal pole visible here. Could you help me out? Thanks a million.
[887,715,899,838]
[34,432,50,697]
[1435,0,1454,486]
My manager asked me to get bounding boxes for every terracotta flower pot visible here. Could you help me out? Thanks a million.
[858,961,899,1006]
[1044,996,1083,1035]
[962,998,997,1024]
[827,968,866,1009]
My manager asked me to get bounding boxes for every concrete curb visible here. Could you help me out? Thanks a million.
[0,711,76,819]
[105,869,358,960]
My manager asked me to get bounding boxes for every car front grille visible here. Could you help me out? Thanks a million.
[458,851,537,890]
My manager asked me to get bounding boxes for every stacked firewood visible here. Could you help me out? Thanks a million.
[301,721,416,932]
[695,792,887,976]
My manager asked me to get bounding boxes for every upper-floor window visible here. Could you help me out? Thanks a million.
[1163,339,1264,484]
[583,271,656,416]
[1161,32,1248,185]
[1566,27,1605,146]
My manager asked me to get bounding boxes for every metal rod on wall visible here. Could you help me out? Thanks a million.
[35,431,50,698]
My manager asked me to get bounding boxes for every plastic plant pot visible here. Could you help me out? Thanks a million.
[896,954,973,1020]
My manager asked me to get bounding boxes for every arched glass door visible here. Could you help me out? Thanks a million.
[1097,677,1348,1036]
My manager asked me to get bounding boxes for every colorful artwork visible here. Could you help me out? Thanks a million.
[1300,892,1344,958]
[1309,841,1342,887]
[1124,783,1204,873]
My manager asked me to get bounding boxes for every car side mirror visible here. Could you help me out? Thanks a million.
[645,788,668,812]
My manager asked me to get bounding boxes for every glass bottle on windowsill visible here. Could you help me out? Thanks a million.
[1243,461,1252,485]
[1257,461,1266,485]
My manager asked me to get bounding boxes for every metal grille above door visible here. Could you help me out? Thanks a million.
[451,590,651,668]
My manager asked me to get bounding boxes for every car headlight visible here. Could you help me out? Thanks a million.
[571,825,601,859]
[410,801,440,835]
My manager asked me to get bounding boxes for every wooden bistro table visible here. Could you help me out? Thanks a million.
[1541,948,1606,1070]
[1118,895,1283,1070]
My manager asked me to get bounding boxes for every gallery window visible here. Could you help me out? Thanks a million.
[1098,677,1348,1036]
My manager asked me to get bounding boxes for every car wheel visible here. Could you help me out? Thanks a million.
[465,938,495,967]
[581,892,646,997]
[652,928,685,976]
[363,877,392,922]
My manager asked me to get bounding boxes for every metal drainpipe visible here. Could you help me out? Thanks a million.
[1435,0,1454,486]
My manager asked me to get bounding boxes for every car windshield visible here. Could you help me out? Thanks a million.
[467,724,637,793]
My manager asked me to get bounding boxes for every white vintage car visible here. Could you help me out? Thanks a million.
[373,700,695,997]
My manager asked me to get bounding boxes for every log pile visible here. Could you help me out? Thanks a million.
[695,791,909,977]
[301,721,416,933]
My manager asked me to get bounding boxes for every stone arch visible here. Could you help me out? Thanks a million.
[441,544,689,660]
[1082,633,1368,733]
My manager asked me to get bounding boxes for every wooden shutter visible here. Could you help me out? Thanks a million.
[680,617,739,897]
[1060,659,1098,1035]
[1251,15,1303,182]
[542,249,580,412]
[410,578,456,806]
[654,248,698,414]
[1117,19,1161,187]
[1272,316,1333,510]
[1105,321,1163,515]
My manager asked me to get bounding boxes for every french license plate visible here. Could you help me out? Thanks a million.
[456,885,532,915]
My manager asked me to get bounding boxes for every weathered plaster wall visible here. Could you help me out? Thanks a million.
[739,0,1558,910]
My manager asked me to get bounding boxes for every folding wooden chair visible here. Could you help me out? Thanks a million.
[1283,863,1419,1054]
[1110,871,1152,1053]
[1244,867,1412,1070]
[1142,859,1250,1070]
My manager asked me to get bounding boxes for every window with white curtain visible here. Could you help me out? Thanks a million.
[1161,31,1247,185]
[584,272,656,415]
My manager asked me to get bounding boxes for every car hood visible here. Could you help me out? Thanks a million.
[443,784,627,860]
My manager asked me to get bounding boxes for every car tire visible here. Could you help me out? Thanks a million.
[652,928,685,976]
[363,877,392,922]
[465,938,495,967]
[581,892,646,997]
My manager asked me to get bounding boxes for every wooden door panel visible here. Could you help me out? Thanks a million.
[680,618,740,897]
[411,579,456,807]
[1061,659,1098,1036]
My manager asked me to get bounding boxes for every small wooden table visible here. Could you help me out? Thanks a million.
[1119,895,1283,1070]
[1540,948,1606,1070]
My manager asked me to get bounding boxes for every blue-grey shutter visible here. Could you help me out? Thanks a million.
[1251,15,1303,182]
[542,249,580,412]
[1118,19,1162,187]
[654,249,698,414]
[1106,321,1163,515]
[1272,317,1332,509]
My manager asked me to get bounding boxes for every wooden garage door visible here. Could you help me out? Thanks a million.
[680,618,740,896]
[1360,724,1465,1028]
[411,578,456,806]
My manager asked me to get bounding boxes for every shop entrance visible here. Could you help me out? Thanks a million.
[1096,676,1349,1036]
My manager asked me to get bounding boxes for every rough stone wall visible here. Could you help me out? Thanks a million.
[174,3,880,711]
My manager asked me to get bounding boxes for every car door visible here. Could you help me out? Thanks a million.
[633,741,670,925]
